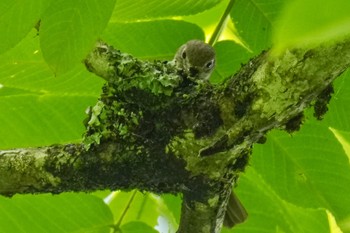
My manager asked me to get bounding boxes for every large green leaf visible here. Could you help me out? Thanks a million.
[159,194,181,228]
[211,40,252,83]
[324,70,350,131]
[273,0,350,52]
[252,123,350,220]
[0,0,48,55]
[120,221,158,233]
[103,191,181,233]
[0,193,113,233]
[0,95,96,149]
[230,0,286,53]
[181,0,232,38]
[222,168,331,233]
[112,0,222,22]
[0,30,104,149]
[40,0,116,74]
[105,191,160,227]
[102,20,204,60]
[330,128,350,162]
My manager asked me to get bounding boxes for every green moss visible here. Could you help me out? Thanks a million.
[166,128,242,179]
[83,49,186,150]
[83,44,247,193]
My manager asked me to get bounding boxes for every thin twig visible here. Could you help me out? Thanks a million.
[115,190,138,228]
[208,0,236,46]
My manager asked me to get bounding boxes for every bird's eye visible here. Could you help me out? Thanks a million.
[182,50,187,59]
[205,59,215,69]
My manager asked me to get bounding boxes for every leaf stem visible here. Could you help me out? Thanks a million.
[115,190,138,228]
[136,193,148,220]
[208,0,236,46]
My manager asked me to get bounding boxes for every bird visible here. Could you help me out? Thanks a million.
[173,40,216,80]
[173,39,248,228]
[224,190,248,228]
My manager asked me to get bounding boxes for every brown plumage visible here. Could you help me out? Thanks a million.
[173,40,216,80]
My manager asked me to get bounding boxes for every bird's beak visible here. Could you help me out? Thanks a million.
[189,67,199,76]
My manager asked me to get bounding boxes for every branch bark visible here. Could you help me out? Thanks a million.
[1,38,350,232]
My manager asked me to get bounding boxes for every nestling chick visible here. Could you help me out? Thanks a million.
[173,40,216,80]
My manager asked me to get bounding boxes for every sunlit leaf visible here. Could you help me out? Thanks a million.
[0,0,48,54]
[102,20,204,60]
[40,0,116,74]
[244,121,350,229]
[230,0,286,53]
[106,191,159,227]
[211,40,251,83]
[159,194,181,231]
[329,127,350,162]
[324,70,350,131]
[120,221,158,233]
[112,0,222,22]
[222,168,331,233]
[273,0,350,51]
[0,193,113,233]
[0,30,103,149]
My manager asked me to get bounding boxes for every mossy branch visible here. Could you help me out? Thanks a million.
[1,39,350,232]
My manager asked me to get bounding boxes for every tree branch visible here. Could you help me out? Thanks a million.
[1,38,350,232]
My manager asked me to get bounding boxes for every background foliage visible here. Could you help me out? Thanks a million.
[0,0,349,232]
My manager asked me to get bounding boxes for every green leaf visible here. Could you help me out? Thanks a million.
[159,194,181,231]
[102,20,205,60]
[0,193,113,233]
[112,0,222,22]
[324,70,350,131]
[0,95,97,149]
[329,128,350,161]
[222,168,331,233]
[181,0,232,37]
[120,221,158,233]
[211,40,252,83]
[0,30,104,149]
[256,125,350,219]
[237,120,350,231]
[0,0,48,55]
[230,0,286,53]
[105,191,160,227]
[273,0,350,51]
[40,0,116,74]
